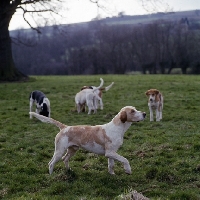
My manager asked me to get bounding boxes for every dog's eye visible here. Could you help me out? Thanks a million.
[131,109,135,113]
[152,94,154,96]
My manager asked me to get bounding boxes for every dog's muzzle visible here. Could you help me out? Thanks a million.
[137,112,146,122]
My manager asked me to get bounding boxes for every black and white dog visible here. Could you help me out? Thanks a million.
[29,90,50,119]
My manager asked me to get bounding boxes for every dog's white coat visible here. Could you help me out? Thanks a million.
[75,78,104,114]
[81,81,114,110]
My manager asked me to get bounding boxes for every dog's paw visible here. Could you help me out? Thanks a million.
[125,170,132,175]
[124,165,132,174]
[109,171,115,175]
[67,168,72,173]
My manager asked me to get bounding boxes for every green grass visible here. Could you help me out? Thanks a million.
[0,75,200,199]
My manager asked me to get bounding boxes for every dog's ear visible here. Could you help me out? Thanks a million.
[120,111,127,123]
[145,90,149,96]
[40,110,49,117]
[154,89,159,95]
[81,86,87,90]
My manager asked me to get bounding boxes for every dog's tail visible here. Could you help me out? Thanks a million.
[93,78,104,92]
[105,82,114,91]
[99,82,114,92]
[29,112,67,130]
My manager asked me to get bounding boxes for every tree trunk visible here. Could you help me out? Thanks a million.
[0,1,28,81]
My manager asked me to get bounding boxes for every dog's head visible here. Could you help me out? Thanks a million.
[39,103,49,117]
[145,89,160,102]
[81,86,93,91]
[119,106,146,123]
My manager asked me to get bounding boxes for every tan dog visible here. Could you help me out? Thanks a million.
[145,89,163,121]
[29,106,146,175]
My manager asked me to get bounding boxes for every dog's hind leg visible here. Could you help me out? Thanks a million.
[62,146,79,171]
[94,98,99,110]
[95,94,103,110]
[93,98,97,113]
[87,106,92,115]
[48,142,68,174]
[35,106,40,114]
[48,150,65,175]
[76,103,81,113]
[93,107,97,114]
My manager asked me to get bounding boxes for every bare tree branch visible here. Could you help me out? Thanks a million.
[140,0,173,13]
[14,0,64,32]
[18,6,41,33]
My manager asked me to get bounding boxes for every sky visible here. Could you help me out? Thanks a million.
[9,0,200,31]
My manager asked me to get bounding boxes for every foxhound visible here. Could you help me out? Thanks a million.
[29,90,50,118]
[29,106,146,175]
[145,89,163,121]
[81,80,114,110]
[75,78,104,114]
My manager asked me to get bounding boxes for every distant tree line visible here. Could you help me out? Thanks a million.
[12,17,200,75]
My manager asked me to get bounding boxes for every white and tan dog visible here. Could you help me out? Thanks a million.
[145,89,163,121]
[75,78,104,114]
[29,106,146,175]
[81,80,114,110]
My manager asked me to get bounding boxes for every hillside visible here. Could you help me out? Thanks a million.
[102,10,200,25]
[10,9,200,76]
[10,9,200,36]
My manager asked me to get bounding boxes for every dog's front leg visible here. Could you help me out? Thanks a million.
[160,111,162,120]
[30,100,33,119]
[149,107,154,121]
[108,158,115,174]
[159,104,162,120]
[105,151,131,174]
[156,109,160,121]
[48,107,51,118]
[36,106,40,114]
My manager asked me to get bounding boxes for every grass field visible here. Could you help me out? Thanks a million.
[0,75,200,200]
